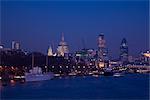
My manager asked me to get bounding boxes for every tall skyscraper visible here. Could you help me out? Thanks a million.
[11,41,15,49]
[97,33,108,68]
[97,33,107,61]
[57,33,69,56]
[120,38,128,64]
[11,41,20,50]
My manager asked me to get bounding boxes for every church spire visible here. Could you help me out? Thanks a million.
[61,32,64,41]
[48,46,53,56]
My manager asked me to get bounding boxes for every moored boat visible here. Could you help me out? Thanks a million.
[25,67,54,82]
[113,73,124,77]
[25,54,54,82]
[103,68,113,76]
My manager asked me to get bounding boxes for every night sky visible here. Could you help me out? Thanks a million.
[1,0,149,58]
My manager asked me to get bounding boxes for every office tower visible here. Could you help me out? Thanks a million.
[142,50,150,65]
[97,33,107,61]
[11,41,20,50]
[120,38,128,64]
[11,41,15,49]
[97,33,108,68]
[57,33,69,56]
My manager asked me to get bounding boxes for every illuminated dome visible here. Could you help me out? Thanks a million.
[57,33,69,56]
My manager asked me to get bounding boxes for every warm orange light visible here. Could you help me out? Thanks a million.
[143,53,150,58]
[98,62,104,68]
[10,80,15,84]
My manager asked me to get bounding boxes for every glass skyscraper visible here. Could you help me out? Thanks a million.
[120,38,128,65]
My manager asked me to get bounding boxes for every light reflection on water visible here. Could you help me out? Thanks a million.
[0,74,149,100]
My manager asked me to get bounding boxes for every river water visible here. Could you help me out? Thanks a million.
[0,73,149,100]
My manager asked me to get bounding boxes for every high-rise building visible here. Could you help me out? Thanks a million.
[142,50,150,65]
[11,41,20,50]
[97,33,107,61]
[97,33,108,68]
[11,41,15,49]
[120,38,128,64]
[57,33,69,56]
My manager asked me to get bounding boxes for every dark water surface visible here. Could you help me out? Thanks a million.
[0,74,149,100]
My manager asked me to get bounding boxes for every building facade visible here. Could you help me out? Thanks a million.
[97,33,108,68]
[57,33,69,57]
[48,46,53,56]
[120,38,128,65]
[11,41,20,50]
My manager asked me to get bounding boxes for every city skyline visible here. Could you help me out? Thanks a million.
[0,1,149,99]
[1,0,149,58]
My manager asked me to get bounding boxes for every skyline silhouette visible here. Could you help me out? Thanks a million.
[1,0,149,58]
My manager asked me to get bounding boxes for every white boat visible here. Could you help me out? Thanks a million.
[25,67,54,82]
[104,68,113,76]
[113,73,123,77]
[25,54,54,82]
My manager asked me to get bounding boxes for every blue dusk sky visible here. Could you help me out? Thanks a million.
[1,0,149,58]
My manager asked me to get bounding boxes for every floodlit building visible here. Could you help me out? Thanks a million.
[48,46,53,56]
[57,33,69,57]
[97,33,108,68]
[120,38,128,65]
[142,50,150,65]
[11,41,20,50]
